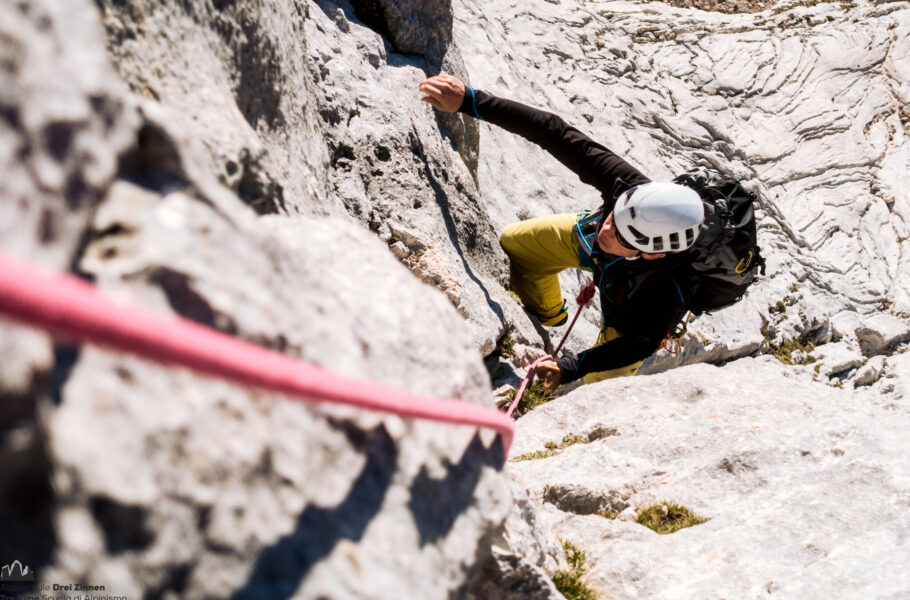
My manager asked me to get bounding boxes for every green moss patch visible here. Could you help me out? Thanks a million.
[636,502,707,534]
[552,540,598,600]
[510,433,591,462]
[761,323,817,365]
[500,332,515,357]
[505,383,552,418]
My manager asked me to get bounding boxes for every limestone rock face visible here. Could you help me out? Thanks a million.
[3,0,910,595]
[509,358,910,599]
[1,0,513,598]
[451,0,910,594]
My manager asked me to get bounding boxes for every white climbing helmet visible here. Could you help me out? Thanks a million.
[613,182,704,254]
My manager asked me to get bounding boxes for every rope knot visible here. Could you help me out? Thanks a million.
[576,281,596,306]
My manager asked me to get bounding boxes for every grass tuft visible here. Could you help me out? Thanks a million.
[636,502,707,534]
[510,433,590,462]
[500,332,515,358]
[545,433,589,450]
[506,383,551,417]
[761,323,816,365]
[510,448,559,462]
[770,337,817,364]
[552,540,597,600]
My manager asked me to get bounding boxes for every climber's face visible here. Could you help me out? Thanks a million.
[598,212,665,260]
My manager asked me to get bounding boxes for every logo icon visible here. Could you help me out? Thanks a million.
[0,560,35,582]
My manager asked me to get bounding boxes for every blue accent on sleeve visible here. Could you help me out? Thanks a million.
[469,87,484,120]
[673,278,685,304]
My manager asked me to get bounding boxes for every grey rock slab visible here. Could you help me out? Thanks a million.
[305,0,534,357]
[0,0,138,270]
[813,340,864,379]
[96,0,332,216]
[0,0,139,570]
[466,547,565,600]
[854,355,886,387]
[467,478,567,600]
[43,179,513,598]
[2,0,523,594]
[508,357,910,599]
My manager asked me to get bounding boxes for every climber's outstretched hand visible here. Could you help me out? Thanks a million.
[418,74,465,113]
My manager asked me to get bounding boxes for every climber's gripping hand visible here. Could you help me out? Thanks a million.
[418,74,465,113]
[536,360,562,393]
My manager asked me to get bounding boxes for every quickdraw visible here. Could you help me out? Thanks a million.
[660,312,692,355]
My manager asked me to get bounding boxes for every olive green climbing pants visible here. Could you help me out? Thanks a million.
[499,213,642,384]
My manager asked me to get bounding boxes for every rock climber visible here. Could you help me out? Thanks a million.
[418,74,705,392]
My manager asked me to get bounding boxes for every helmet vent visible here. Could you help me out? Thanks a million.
[627,225,649,245]
[652,236,664,252]
[669,232,680,250]
[629,206,637,219]
[686,227,695,246]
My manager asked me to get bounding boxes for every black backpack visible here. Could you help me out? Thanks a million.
[675,169,765,315]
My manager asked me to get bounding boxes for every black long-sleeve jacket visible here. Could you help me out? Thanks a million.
[459,88,692,383]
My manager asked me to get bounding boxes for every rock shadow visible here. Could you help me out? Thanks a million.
[408,432,504,547]
[231,422,397,599]
[0,373,58,584]
[410,129,504,322]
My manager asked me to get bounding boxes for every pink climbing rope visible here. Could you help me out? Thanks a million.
[0,252,515,453]
[504,282,596,418]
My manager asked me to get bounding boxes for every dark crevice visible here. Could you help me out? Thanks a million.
[229,149,286,215]
[50,343,81,407]
[117,123,189,193]
[149,268,228,333]
[347,0,396,50]
[0,373,58,579]
[43,121,74,162]
[543,484,630,516]
[409,127,503,321]
[146,563,193,600]
[90,496,155,554]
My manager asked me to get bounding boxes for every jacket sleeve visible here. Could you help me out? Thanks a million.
[458,88,651,206]
[555,271,689,384]
[556,335,660,384]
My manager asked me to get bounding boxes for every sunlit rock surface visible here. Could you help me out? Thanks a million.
[509,357,910,599]
[1,0,909,596]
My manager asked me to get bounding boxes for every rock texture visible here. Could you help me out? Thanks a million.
[2,0,514,598]
[509,357,910,599]
[456,0,910,595]
[455,0,910,381]
[2,0,910,596]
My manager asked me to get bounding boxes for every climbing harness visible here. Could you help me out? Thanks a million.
[505,281,596,418]
[0,252,517,453]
